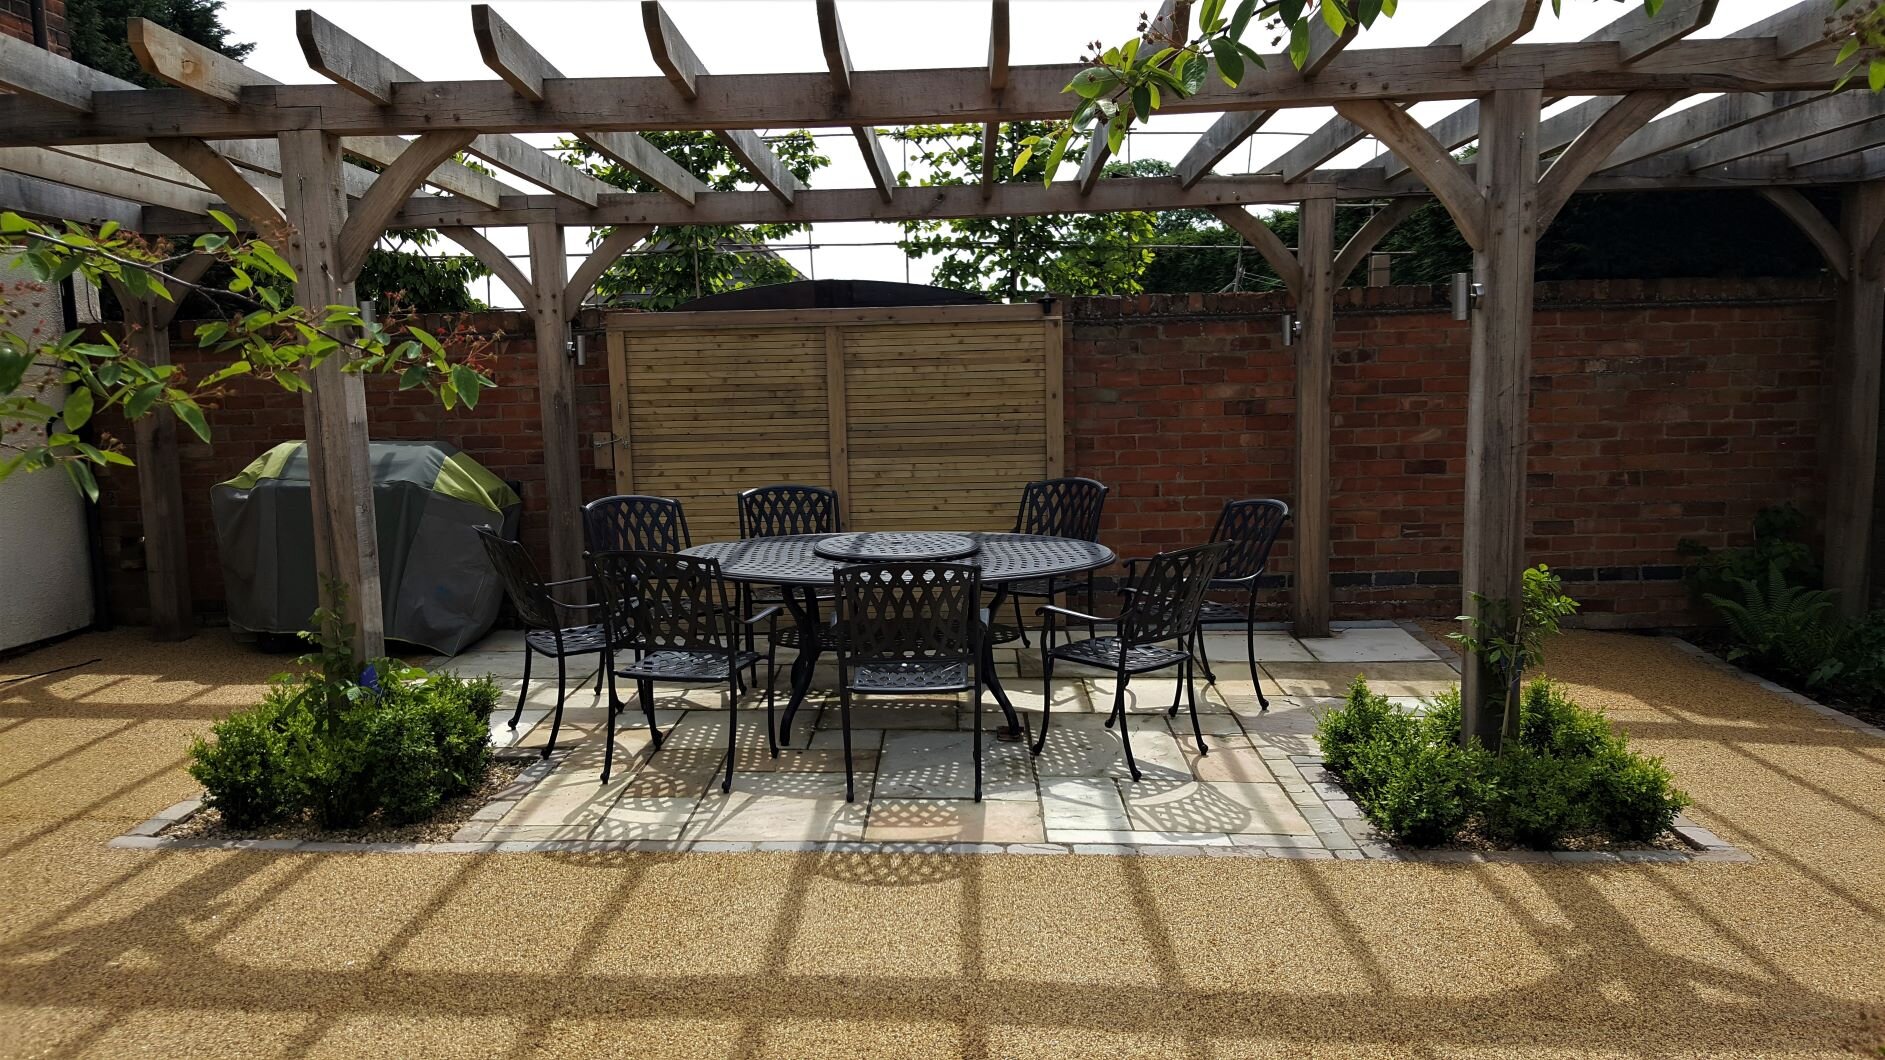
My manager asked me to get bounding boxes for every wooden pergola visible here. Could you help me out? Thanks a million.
[3,0,1879,731]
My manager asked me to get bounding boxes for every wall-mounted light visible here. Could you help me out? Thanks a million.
[1281,312,1301,346]
[1450,272,1483,322]
[359,298,377,329]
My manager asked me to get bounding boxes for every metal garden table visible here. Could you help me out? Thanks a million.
[682,531,1115,744]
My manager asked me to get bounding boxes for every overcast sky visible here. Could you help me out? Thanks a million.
[219,0,1802,306]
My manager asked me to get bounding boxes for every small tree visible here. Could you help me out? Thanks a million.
[1450,564,1580,751]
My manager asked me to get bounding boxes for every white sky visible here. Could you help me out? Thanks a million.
[219,0,1801,307]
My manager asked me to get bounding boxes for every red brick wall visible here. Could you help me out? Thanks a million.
[1065,277,1832,626]
[96,278,1834,629]
[0,0,67,51]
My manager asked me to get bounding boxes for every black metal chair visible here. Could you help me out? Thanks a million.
[737,483,842,656]
[587,550,779,787]
[1032,541,1230,779]
[475,528,611,760]
[1185,498,1291,713]
[584,494,692,553]
[832,562,984,802]
[1003,477,1108,647]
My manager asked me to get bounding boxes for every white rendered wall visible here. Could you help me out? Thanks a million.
[0,265,95,652]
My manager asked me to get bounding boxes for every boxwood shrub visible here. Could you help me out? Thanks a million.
[1316,677,1688,849]
[190,668,499,830]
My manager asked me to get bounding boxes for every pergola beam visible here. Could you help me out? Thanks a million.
[1336,99,1488,250]
[0,146,216,214]
[640,0,804,205]
[0,170,144,228]
[337,130,478,278]
[1789,118,1885,168]
[1208,206,1304,296]
[981,0,1009,199]
[816,1,896,204]
[468,5,700,206]
[1537,90,1682,228]
[565,225,654,312]
[149,137,289,238]
[1685,91,1885,171]
[440,226,532,306]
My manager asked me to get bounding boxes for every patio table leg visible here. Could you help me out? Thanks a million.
[775,585,825,747]
[981,582,1025,742]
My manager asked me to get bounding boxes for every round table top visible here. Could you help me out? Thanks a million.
[683,532,1115,587]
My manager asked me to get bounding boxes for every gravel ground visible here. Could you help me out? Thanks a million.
[3,627,1884,1058]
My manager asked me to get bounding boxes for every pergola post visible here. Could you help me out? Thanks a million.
[1460,88,1542,742]
[278,129,385,659]
[527,221,584,583]
[119,293,192,640]
[1827,183,1885,617]
[1294,196,1335,638]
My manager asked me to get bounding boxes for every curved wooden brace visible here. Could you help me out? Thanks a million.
[1209,205,1303,298]
[153,252,217,327]
[149,137,288,240]
[1335,99,1486,251]
[441,225,534,309]
[564,224,653,316]
[1332,197,1423,283]
[1537,90,1681,230]
[337,130,477,279]
[1758,187,1850,280]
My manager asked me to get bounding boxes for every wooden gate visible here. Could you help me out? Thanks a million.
[604,303,1063,541]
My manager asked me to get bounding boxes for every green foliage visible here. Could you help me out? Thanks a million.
[1679,503,1820,603]
[893,123,1158,298]
[356,231,491,314]
[66,0,252,88]
[1450,564,1580,746]
[557,131,829,310]
[1316,679,1689,848]
[1705,566,1846,688]
[188,608,497,831]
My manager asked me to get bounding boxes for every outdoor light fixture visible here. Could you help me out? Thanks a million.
[1450,272,1483,321]
[1281,312,1300,345]
[568,323,585,366]
[359,298,377,328]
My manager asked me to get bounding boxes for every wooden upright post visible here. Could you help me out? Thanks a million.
[1460,88,1541,742]
[120,295,192,640]
[278,129,384,659]
[1828,184,1885,618]
[528,222,584,583]
[1293,196,1335,638]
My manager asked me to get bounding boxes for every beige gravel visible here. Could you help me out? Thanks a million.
[3,627,1884,1058]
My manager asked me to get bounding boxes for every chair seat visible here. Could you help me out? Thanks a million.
[848,659,972,694]
[525,624,611,656]
[983,622,1022,647]
[1005,576,1083,598]
[617,649,762,683]
[1048,636,1188,674]
[770,619,837,650]
[1196,600,1249,624]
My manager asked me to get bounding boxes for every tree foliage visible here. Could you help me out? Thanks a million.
[558,132,829,310]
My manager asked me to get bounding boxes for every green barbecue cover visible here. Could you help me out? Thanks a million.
[211,441,522,655]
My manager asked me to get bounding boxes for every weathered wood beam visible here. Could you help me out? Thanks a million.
[0,170,143,228]
[564,224,653,313]
[1536,90,1681,228]
[1336,99,1486,250]
[47,142,282,205]
[1738,0,1876,60]
[816,1,896,203]
[1076,139,1113,196]
[0,31,112,110]
[1458,87,1541,742]
[127,17,511,208]
[1209,205,1304,297]
[7,37,1842,148]
[526,221,584,584]
[1294,195,1335,639]
[296,10,406,105]
[440,226,533,307]
[278,129,384,659]
[1602,91,1823,172]
[1332,197,1424,283]
[1789,118,1885,168]
[0,146,214,214]
[150,137,288,238]
[1686,91,1885,171]
[458,132,610,208]
[981,0,1009,199]
[639,0,804,205]
[1826,183,1885,618]
[1757,187,1848,278]
[337,131,477,279]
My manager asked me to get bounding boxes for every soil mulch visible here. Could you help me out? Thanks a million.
[164,755,532,845]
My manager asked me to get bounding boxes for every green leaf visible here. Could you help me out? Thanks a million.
[1870,56,1885,93]
[408,326,446,355]
[1131,83,1153,121]
[250,241,298,283]
[1213,37,1246,86]
[199,360,253,388]
[0,348,28,393]
[124,383,164,419]
[399,363,429,390]
[1289,20,1311,69]
[62,387,93,429]
[63,459,98,502]
[1228,0,1258,40]
[449,364,482,410]
[1066,67,1117,99]
[0,212,37,234]
[172,399,211,444]
[208,208,238,235]
[1042,130,1072,185]
[1322,0,1349,34]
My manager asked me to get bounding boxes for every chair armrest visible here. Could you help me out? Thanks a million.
[547,596,601,612]
[744,604,785,626]
[1037,603,1113,625]
[543,576,591,589]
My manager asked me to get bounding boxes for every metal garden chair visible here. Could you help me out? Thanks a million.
[1031,541,1230,779]
[583,494,693,553]
[1181,498,1290,713]
[587,550,779,787]
[737,483,842,656]
[475,527,611,759]
[1003,477,1109,648]
[832,562,985,802]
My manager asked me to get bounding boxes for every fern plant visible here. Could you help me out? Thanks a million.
[1705,565,1847,688]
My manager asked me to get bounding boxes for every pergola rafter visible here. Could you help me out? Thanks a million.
[2,0,1880,724]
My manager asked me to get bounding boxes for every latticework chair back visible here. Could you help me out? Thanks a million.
[738,484,840,538]
[590,550,736,655]
[834,562,981,666]
[1014,477,1108,540]
[585,494,692,553]
[475,527,562,630]
[1211,499,1290,582]
[1118,541,1232,647]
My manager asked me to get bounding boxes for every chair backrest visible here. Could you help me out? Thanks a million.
[1118,541,1232,647]
[1014,477,1108,540]
[1209,499,1290,582]
[475,527,562,630]
[588,550,735,654]
[739,484,840,538]
[834,562,981,666]
[585,494,692,553]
